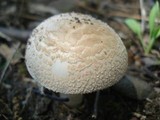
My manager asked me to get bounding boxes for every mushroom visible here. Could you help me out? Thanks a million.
[25,12,128,107]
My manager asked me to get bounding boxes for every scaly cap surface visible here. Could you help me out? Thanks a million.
[25,12,128,94]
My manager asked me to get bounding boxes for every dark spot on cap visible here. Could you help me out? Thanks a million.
[74,17,79,21]
[104,51,107,55]
[84,21,89,24]
[73,26,75,29]
[77,19,81,24]
[75,17,81,24]
[82,18,91,22]
[31,29,38,37]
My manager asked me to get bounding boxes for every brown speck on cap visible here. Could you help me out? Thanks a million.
[84,21,89,24]
[74,17,79,20]
[25,12,128,94]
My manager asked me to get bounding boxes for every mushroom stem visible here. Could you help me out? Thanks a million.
[59,93,83,107]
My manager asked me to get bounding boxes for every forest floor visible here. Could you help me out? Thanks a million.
[0,0,160,120]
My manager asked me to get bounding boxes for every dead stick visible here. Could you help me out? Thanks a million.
[0,42,21,83]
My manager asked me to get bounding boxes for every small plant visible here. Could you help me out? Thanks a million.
[125,1,160,54]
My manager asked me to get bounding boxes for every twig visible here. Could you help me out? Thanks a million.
[0,32,12,42]
[29,3,59,15]
[0,42,21,83]
[77,1,141,19]
[139,0,146,33]
[77,1,157,22]
[133,112,146,119]
[32,87,69,102]
[92,91,100,119]
[0,27,31,41]
[20,87,32,114]
[0,114,8,120]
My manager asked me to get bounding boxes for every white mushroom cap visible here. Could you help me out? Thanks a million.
[25,12,128,94]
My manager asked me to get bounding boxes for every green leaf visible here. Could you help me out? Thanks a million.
[151,27,159,38]
[125,19,141,38]
[155,27,160,38]
[149,1,159,37]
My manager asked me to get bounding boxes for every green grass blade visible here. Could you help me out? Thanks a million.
[149,1,159,37]
[125,19,145,51]
[125,19,141,38]
[155,27,160,38]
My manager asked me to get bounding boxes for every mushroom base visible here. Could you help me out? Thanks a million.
[60,93,83,107]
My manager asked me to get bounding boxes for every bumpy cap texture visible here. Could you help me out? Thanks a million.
[25,12,128,94]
